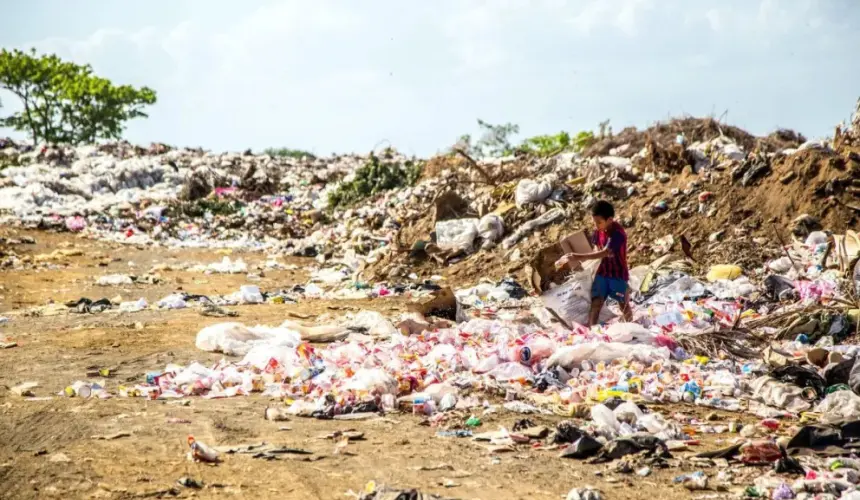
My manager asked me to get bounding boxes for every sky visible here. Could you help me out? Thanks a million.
[1,0,859,156]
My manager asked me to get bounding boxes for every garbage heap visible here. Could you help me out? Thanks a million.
[3,114,860,289]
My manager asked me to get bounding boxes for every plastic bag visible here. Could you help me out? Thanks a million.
[343,368,398,395]
[97,274,133,286]
[477,214,504,248]
[613,401,644,423]
[541,259,615,325]
[195,322,301,357]
[239,285,263,304]
[591,403,620,433]
[768,257,794,274]
[750,375,812,413]
[435,218,479,253]
[487,362,534,381]
[814,389,860,424]
[515,178,552,208]
[806,231,829,247]
[119,298,148,312]
[547,342,670,370]
[706,264,742,282]
[346,310,398,338]
[604,322,657,344]
[157,293,186,309]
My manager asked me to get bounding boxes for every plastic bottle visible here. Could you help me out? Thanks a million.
[187,435,219,463]
[525,337,555,363]
[412,397,427,415]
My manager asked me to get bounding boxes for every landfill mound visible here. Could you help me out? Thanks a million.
[3,114,860,291]
[366,122,860,288]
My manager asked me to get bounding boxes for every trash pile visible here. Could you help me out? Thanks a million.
[3,113,860,288]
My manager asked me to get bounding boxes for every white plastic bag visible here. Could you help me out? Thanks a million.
[343,368,398,395]
[487,362,534,381]
[119,298,148,312]
[157,293,186,309]
[195,322,301,357]
[814,390,860,424]
[346,310,398,338]
[477,214,504,248]
[541,259,615,326]
[547,342,670,370]
[239,285,263,304]
[97,274,133,286]
[515,179,552,208]
[805,231,828,247]
[750,375,812,413]
[195,322,257,355]
[436,219,479,253]
[604,322,657,344]
[591,403,620,433]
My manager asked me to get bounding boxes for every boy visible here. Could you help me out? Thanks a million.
[555,200,632,326]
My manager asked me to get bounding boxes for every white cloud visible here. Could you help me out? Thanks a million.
[566,0,654,37]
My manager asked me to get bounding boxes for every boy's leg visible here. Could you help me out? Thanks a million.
[589,275,608,327]
[588,297,605,327]
[620,289,633,322]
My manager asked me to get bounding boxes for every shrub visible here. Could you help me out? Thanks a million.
[327,154,422,209]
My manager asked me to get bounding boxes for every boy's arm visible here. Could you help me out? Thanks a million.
[567,248,610,261]
[555,248,610,269]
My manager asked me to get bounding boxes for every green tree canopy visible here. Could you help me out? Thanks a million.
[0,48,156,144]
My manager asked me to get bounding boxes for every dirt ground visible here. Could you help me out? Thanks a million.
[0,228,769,500]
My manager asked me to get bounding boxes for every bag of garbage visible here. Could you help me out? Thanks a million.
[97,274,134,286]
[435,218,479,253]
[541,259,615,325]
[173,362,215,387]
[477,213,504,248]
[515,178,552,208]
[157,293,186,309]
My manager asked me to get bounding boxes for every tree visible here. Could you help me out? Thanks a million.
[263,147,316,160]
[0,48,156,144]
[475,119,519,157]
[520,131,571,156]
[454,119,520,158]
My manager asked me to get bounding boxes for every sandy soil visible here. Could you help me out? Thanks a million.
[0,228,766,500]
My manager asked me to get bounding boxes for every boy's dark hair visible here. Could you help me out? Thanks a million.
[591,200,615,219]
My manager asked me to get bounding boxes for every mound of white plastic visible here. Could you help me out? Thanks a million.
[195,322,301,358]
